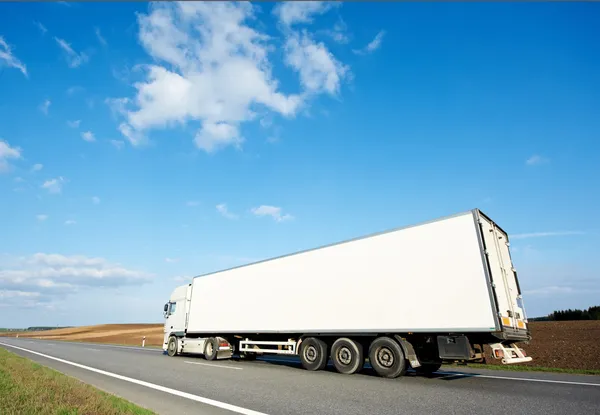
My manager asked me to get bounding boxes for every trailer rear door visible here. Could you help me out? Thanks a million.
[476,211,528,335]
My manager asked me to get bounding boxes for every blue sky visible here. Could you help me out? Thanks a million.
[1,2,599,327]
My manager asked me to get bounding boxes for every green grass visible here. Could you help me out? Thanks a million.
[444,362,600,376]
[0,348,157,415]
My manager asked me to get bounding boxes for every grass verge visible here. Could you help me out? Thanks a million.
[444,363,600,376]
[0,348,156,415]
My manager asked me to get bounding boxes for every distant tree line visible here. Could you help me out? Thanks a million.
[530,305,600,321]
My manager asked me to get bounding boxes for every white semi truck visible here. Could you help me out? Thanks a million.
[162,209,532,378]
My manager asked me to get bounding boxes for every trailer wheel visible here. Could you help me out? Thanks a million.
[331,338,364,375]
[299,337,328,371]
[167,336,178,357]
[369,337,407,378]
[204,337,218,361]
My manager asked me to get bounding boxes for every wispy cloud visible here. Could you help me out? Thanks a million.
[66,86,84,96]
[67,120,81,128]
[64,219,76,226]
[39,99,51,115]
[165,258,180,263]
[186,201,200,207]
[36,214,48,222]
[31,163,43,172]
[41,177,65,194]
[34,21,48,35]
[81,131,95,142]
[0,36,28,77]
[92,196,100,205]
[353,30,385,55]
[251,205,294,222]
[54,37,89,68]
[526,154,550,166]
[94,27,107,47]
[110,140,125,150]
[216,203,239,220]
[511,231,585,240]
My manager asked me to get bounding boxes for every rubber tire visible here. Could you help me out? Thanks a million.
[167,336,178,357]
[330,338,364,375]
[416,362,442,375]
[299,337,328,371]
[204,337,219,361]
[368,337,407,378]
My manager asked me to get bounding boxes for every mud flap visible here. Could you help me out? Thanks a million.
[394,335,421,368]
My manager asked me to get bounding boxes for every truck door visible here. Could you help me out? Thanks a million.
[477,212,528,334]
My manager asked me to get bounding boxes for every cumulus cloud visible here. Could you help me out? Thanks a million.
[526,154,550,166]
[0,253,152,308]
[353,30,385,55]
[0,139,22,173]
[108,2,348,152]
[81,130,96,142]
[216,203,239,220]
[41,176,65,194]
[54,36,89,68]
[273,1,338,26]
[251,205,293,222]
[0,35,28,77]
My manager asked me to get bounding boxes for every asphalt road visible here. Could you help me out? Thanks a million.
[1,337,599,415]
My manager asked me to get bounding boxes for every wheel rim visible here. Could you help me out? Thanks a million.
[304,344,317,363]
[376,346,394,368]
[206,342,213,355]
[337,346,353,366]
[168,339,175,354]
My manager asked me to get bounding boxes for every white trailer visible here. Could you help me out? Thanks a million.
[162,209,532,378]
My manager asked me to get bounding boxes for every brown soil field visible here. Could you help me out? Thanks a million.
[2,321,599,371]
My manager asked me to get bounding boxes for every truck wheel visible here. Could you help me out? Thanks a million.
[204,337,218,361]
[299,337,328,371]
[331,338,364,375]
[369,337,407,378]
[167,336,178,357]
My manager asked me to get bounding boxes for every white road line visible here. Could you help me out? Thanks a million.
[16,338,162,353]
[432,371,600,387]
[185,361,243,370]
[0,342,268,415]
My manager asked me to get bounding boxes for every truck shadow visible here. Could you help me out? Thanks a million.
[239,355,475,381]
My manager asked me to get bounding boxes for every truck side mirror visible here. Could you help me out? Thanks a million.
[164,303,168,312]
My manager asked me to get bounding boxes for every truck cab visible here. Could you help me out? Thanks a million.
[162,284,191,352]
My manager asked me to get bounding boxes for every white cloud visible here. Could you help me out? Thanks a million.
[94,27,107,47]
[36,214,48,221]
[67,120,81,128]
[34,21,48,35]
[325,20,350,44]
[0,139,22,173]
[66,86,84,96]
[511,231,584,240]
[64,220,76,226]
[284,31,349,96]
[108,2,350,152]
[186,201,200,207]
[54,37,89,68]
[0,35,28,77]
[92,196,100,204]
[526,154,550,166]
[173,275,190,283]
[251,205,294,222]
[14,176,25,183]
[41,177,65,194]
[216,203,239,220]
[273,1,337,26]
[353,30,385,55]
[81,130,96,142]
[39,99,51,115]
[165,258,180,263]
[110,140,125,150]
[31,163,43,173]
[0,253,152,308]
